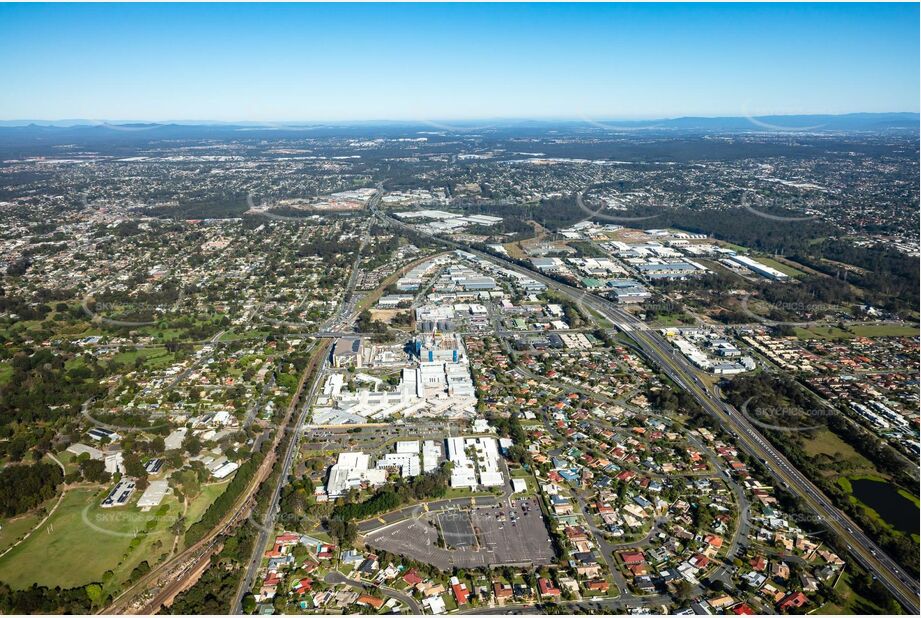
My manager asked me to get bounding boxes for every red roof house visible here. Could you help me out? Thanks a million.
[538,577,561,597]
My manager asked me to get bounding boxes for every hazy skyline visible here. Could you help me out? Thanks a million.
[1,2,918,122]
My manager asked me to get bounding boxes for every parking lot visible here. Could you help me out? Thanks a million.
[365,497,555,569]
[438,512,476,548]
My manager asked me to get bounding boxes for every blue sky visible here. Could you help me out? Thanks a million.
[0,3,918,121]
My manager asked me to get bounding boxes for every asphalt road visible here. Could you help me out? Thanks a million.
[357,495,501,534]
[231,344,331,614]
[232,207,380,614]
[456,594,671,614]
[324,571,423,613]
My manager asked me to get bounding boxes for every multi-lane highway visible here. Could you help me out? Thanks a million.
[372,202,921,613]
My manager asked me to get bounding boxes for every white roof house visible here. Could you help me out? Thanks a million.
[137,479,170,509]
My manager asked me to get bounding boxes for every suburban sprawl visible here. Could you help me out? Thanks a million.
[0,119,918,616]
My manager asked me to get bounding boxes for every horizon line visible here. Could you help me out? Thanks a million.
[1,111,919,127]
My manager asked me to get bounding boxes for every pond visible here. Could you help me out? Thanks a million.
[850,478,919,536]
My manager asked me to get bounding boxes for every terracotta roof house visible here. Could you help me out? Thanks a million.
[356,594,385,610]
[620,551,646,565]
[538,577,561,597]
[778,591,808,611]
[403,568,423,586]
[451,577,470,605]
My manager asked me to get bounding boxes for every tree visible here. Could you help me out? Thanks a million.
[79,459,110,483]
[84,584,104,608]
[123,453,147,479]
[182,433,202,456]
[674,579,694,601]
[328,517,358,547]
[241,593,257,614]
[0,461,63,517]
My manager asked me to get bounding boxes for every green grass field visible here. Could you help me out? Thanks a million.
[816,568,887,615]
[717,241,749,253]
[0,487,181,590]
[898,488,921,508]
[802,429,878,476]
[754,256,806,278]
[585,307,613,329]
[183,480,231,535]
[795,324,919,340]
[0,363,13,387]
[105,495,182,594]
[442,488,496,500]
[219,329,272,342]
[49,450,80,476]
[847,324,920,338]
[647,313,694,328]
[109,347,179,370]
[0,507,48,554]
[509,468,539,494]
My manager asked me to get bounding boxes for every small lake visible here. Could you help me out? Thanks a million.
[850,479,919,536]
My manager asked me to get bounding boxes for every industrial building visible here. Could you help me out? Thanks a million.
[447,436,477,489]
[422,440,442,472]
[88,427,120,442]
[212,461,240,479]
[606,279,652,303]
[376,452,420,478]
[395,257,445,291]
[664,328,756,375]
[727,255,789,280]
[634,260,707,280]
[164,427,187,450]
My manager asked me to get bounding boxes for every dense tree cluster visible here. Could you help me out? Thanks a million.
[355,310,387,334]
[790,239,919,315]
[296,235,361,267]
[0,582,95,614]
[147,194,250,219]
[492,409,525,442]
[0,461,63,517]
[0,347,106,433]
[645,378,708,427]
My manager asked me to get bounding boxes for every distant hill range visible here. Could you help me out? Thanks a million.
[623,112,919,131]
[0,112,917,134]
